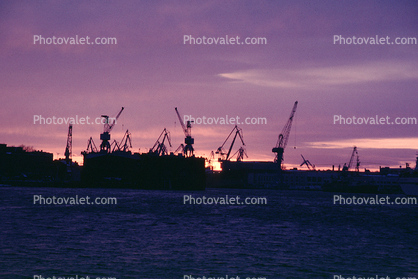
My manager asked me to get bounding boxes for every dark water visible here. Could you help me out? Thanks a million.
[0,186,416,279]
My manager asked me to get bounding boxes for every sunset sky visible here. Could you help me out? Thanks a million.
[1,1,417,170]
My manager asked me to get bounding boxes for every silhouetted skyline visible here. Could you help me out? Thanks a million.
[1,1,417,170]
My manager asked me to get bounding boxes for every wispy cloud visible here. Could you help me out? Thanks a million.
[219,60,418,89]
[307,137,418,150]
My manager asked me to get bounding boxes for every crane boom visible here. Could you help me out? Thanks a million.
[343,146,360,172]
[272,101,298,168]
[174,107,194,157]
[275,101,298,149]
[103,107,124,133]
[175,107,188,136]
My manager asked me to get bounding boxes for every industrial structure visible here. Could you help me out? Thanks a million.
[64,124,72,165]
[80,107,205,190]
[100,107,124,153]
[300,154,315,170]
[1,101,416,194]
[215,125,246,162]
[342,146,360,172]
[175,107,194,157]
[272,101,298,169]
[149,128,171,156]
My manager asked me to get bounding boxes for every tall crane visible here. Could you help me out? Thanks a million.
[100,107,124,153]
[150,128,172,156]
[64,124,72,165]
[216,125,245,161]
[272,101,298,169]
[175,107,194,157]
[343,146,360,172]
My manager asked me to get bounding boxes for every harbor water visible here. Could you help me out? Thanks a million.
[0,186,416,279]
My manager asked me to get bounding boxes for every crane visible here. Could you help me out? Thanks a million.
[343,146,360,172]
[175,107,194,157]
[64,124,72,165]
[216,125,245,161]
[100,107,124,153]
[149,128,172,156]
[232,146,248,162]
[175,144,185,155]
[114,130,132,152]
[84,137,98,154]
[272,101,298,169]
[300,154,315,170]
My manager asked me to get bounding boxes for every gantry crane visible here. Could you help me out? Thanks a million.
[84,137,98,154]
[343,146,360,172]
[175,107,194,157]
[100,107,124,153]
[149,128,172,156]
[272,101,298,169]
[216,125,245,161]
[113,130,132,152]
[300,154,315,170]
[64,124,72,165]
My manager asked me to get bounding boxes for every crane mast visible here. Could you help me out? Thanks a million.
[272,101,298,169]
[64,124,72,165]
[175,107,194,157]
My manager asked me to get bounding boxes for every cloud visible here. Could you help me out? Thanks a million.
[306,137,418,150]
[219,60,418,89]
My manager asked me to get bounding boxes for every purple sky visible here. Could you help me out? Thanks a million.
[1,1,417,170]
